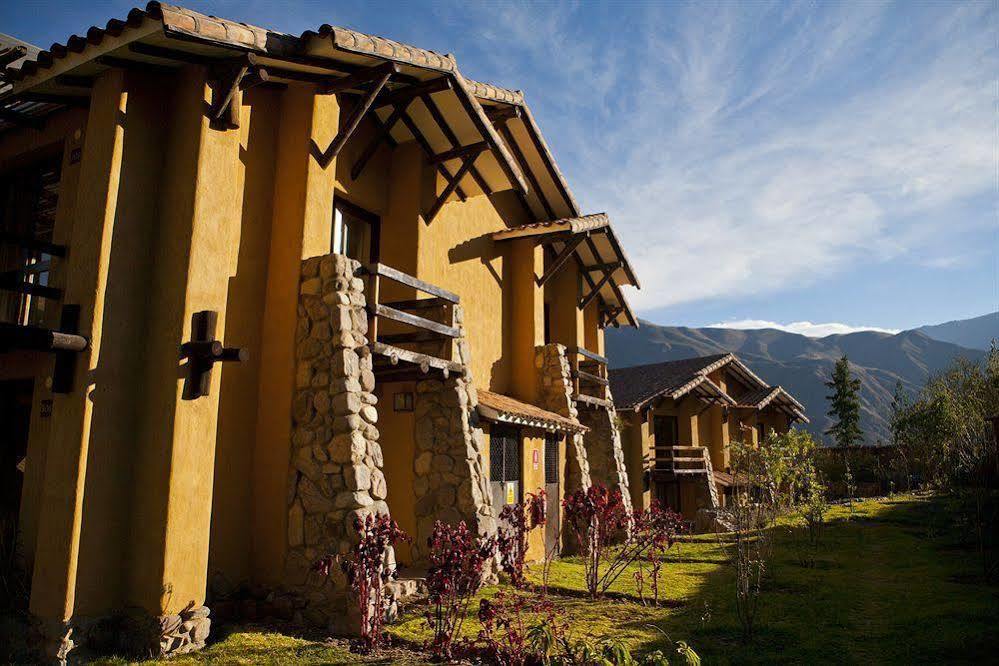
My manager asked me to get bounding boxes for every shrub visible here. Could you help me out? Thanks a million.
[312,513,408,652]
[479,590,561,666]
[498,489,547,588]
[562,484,629,598]
[424,520,496,660]
[633,503,683,606]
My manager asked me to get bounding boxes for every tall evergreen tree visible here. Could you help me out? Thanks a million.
[825,355,863,448]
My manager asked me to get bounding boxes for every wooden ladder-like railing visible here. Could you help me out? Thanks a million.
[653,444,720,509]
[568,346,612,408]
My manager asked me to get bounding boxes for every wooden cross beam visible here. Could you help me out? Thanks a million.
[209,63,249,129]
[579,264,618,310]
[312,64,396,168]
[485,105,521,124]
[319,61,399,95]
[180,310,247,400]
[538,235,585,287]
[429,141,489,165]
[425,151,482,224]
[421,93,493,195]
[0,108,43,130]
[498,121,556,220]
[399,111,468,202]
[350,100,411,180]
[375,76,451,109]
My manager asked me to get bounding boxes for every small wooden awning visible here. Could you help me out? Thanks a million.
[490,213,639,328]
[671,375,736,405]
[734,385,808,423]
[477,389,587,434]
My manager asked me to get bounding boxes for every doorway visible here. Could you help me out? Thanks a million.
[489,425,521,521]
[544,434,560,555]
[0,379,33,533]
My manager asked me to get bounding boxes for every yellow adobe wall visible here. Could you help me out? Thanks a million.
[620,410,650,511]
[376,380,417,564]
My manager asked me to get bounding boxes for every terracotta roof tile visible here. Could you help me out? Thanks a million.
[477,390,586,434]
[609,354,732,411]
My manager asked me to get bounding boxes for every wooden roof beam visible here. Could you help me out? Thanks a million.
[398,111,467,202]
[0,108,43,130]
[429,140,488,165]
[319,61,398,95]
[485,105,522,124]
[579,265,617,310]
[425,153,479,224]
[312,65,394,168]
[375,76,451,108]
[538,234,585,287]
[498,121,556,220]
[421,92,492,195]
[350,100,411,181]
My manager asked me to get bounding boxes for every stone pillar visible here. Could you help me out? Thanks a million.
[284,254,389,629]
[411,306,496,562]
[578,403,634,515]
[536,344,591,494]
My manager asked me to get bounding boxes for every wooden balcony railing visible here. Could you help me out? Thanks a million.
[568,346,612,408]
[1,231,66,327]
[361,262,464,381]
[652,445,710,475]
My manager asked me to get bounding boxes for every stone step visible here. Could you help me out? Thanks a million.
[386,576,427,601]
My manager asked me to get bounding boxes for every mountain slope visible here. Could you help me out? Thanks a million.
[915,311,997,351]
[605,322,986,444]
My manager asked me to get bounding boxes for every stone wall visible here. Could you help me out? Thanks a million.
[579,403,633,515]
[536,344,591,494]
[284,254,389,628]
[411,307,497,562]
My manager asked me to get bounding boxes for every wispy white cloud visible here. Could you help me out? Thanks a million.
[706,319,901,338]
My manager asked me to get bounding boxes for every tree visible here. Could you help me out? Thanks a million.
[825,355,863,448]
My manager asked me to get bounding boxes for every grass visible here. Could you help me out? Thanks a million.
[88,493,998,664]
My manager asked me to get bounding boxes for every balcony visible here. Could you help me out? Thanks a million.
[568,346,612,408]
[652,445,711,476]
[361,262,464,382]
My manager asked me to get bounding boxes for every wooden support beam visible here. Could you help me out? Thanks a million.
[0,108,43,130]
[0,271,62,299]
[129,42,223,66]
[424,153,478,224]
[0,322,87,353]
[538,235,585,287]
[371,341,463,373]
[350,100,411,180]
[375,76,451,108]
[498,121,556,220]
[582,261,622,275]
[485,105,522,124]
[209,63,249,129]
[312,65,394,168]
[421,93,493,195]
[55,74,94,88]
[0,231,67,257]
[429,141,488,165]
[17,92,90,108]
[0,45,27,68]
[579,267,614,310]
[398,111,468,202]
[97,55,174,74]
[319,61,399,94]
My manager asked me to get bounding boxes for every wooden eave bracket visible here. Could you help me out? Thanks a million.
[180,310,247,400]
[578,262,621,310]
[423,142,488,224]
[538,234,586,287]
[312,62,398,169]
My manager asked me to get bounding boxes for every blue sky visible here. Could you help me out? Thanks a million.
[3,0,996,335]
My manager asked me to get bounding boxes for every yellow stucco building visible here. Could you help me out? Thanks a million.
[611,353,808,524]
[0,3,640,658]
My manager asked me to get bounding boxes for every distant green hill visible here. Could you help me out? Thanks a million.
[605,322,986,445]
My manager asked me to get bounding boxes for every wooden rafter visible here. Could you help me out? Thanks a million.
[425,150,482,224]
[375,76,451,109]
[538,235,585,287]
[0,108,43,130]
[485,105,521,123]
[421,93,492,195]
[498,121,556,220]
[350,100,411,180]
[579,264,617,310]
[312,64,395,168]
[582,233,634,327]
[209,62,249,129]
[429,141,489,165]
[397,111,467,202]
[319,61,398,95]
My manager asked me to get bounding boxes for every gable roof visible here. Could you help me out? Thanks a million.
[609,352,808,423]
[609,354,731,411]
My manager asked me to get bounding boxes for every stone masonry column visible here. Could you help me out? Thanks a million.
[536,344,591,494]
[411,305,497,562]
[579,403,634,515]
[284,254,389,629]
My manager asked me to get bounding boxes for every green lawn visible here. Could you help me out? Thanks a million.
[95,494,999,664]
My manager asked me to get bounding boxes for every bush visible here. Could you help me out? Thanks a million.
[498,489,547,588]
[313,513,408,652]
[424,520,496,660]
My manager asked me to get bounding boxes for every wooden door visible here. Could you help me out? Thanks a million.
[544,434,560,555]
[489,425,521,523]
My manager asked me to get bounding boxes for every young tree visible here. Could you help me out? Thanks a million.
[825,355,864,448]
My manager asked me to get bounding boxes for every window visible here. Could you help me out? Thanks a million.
[393,392,414,412]
[331,198,379,263]
[490,426,521,483]
[653,415,679,446]
[544,434,560,484]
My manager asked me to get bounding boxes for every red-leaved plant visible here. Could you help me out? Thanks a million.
[425,520,497,661]
[477,590,562,666]
[562,483,629,598]
[633,502,683,606]
[497,489,547,588]
[313,513,409,652]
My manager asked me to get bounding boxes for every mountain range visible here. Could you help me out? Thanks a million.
[605,313,996,445]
